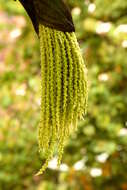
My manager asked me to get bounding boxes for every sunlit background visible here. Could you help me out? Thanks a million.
[0,0,127,189]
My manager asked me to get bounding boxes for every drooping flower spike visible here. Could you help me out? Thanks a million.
[17,0,88,174]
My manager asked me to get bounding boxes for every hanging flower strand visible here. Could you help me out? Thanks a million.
[17,0,88,175]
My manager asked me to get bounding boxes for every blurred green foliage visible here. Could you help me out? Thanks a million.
[0,0,127,190]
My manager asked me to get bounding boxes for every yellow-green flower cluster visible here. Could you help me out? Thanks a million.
[37,24,88,175]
